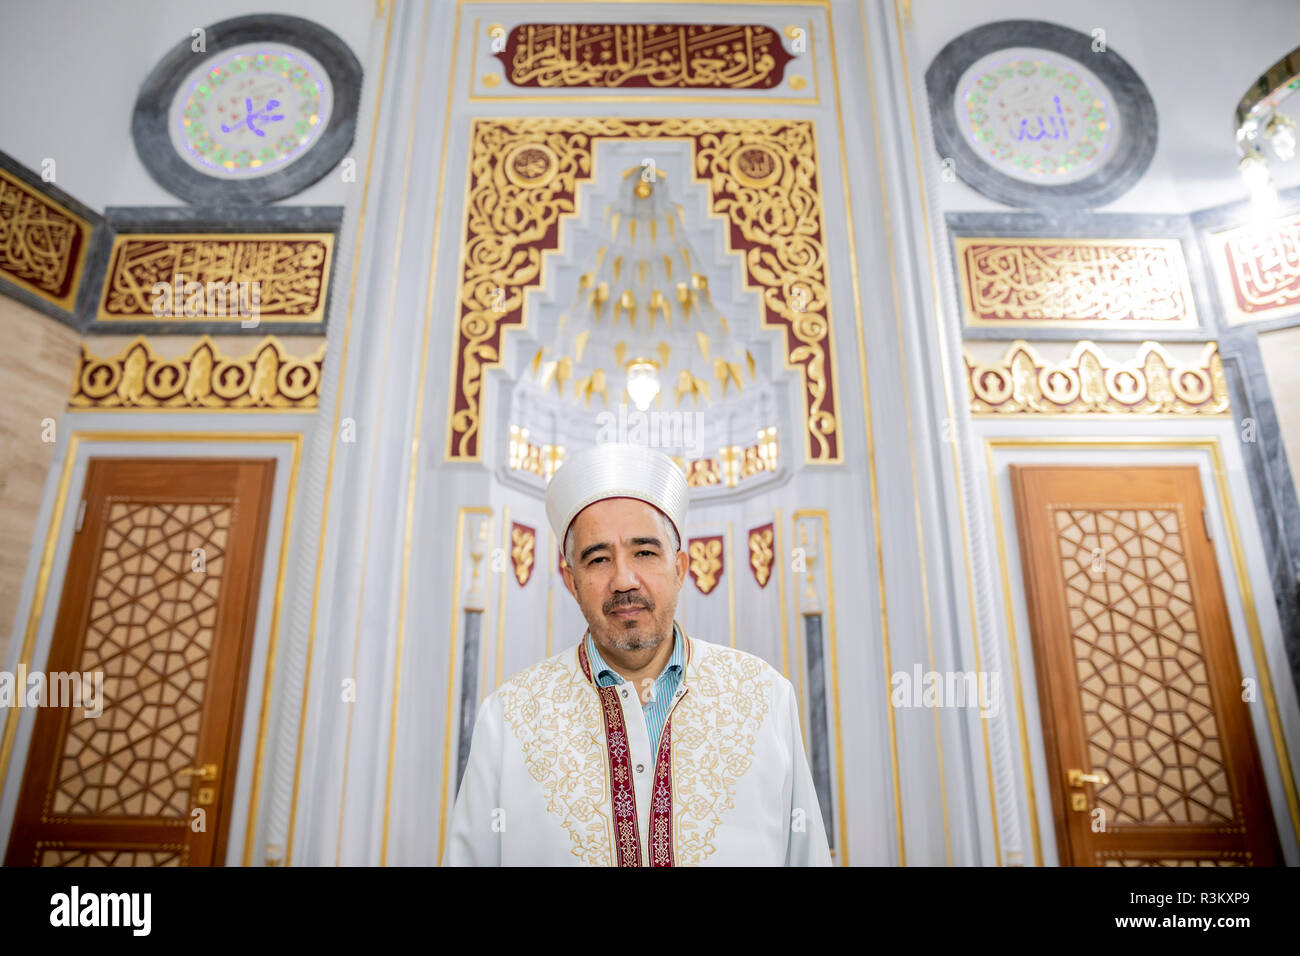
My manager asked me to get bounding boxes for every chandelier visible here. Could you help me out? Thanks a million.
[530,164,755,410]
[1235,44,1300,206]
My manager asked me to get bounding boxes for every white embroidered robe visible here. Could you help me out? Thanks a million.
[443,631,832,866]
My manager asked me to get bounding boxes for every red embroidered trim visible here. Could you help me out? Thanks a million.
[580,640,643,867]
[579,636,681,868]
[649,714,675,867]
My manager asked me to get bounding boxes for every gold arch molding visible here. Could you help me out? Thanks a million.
[446,118,843,464]
[70,336,324,411]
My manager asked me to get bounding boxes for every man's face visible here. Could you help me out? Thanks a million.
[561,497,688,654]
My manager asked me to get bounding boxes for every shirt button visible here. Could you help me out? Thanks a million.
[636,764,645,774]
[619,687,629,699]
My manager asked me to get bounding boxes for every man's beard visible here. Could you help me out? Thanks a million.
[593,593,668,652]
[600,621,665,652]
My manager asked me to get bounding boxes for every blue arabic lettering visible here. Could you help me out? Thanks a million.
[1013,95,1069,142]
[220,97,286,137]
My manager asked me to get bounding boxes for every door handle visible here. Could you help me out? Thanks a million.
[177,763,218,781]
[1067,768,1109,788]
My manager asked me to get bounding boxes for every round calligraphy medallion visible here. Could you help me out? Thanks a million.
[504,143,559,187]
[924,21,1156,209]
[730,144,782,189]
[167,43,334,180]
[955,48,1119,185]
[133,15,362,203]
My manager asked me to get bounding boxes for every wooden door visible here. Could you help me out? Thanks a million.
[1010,465,1281,866]
[4,458,275,867]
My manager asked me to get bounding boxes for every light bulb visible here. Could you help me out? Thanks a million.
[1239,148,1271,190]
[626,360,660,411]
[1267,113,1297,162]
[1239,148,1278,208]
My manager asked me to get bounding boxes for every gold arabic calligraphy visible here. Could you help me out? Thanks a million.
[98,234,333,323]
[498,24,793,89]
[0,168,89,309]
[958,238,1194,325]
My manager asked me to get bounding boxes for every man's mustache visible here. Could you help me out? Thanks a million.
[605,593,652,614]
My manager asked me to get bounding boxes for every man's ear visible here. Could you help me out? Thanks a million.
[674,547,689,585]
[561,564,578,600]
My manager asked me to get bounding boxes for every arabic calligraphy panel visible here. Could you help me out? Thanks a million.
[0,166,93,312]
[494,23,794,90]
[94,232,333,326]
[1209,212,1300,325]
[955,237,1198,329]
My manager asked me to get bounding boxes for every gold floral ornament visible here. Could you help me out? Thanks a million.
[531,165,755,412]
[678,458,721,488]
[687,536,724,595]
[511,423,777,490]
[449,118,840,463]
[966,340,1229,416]
[511,522,536,586]
[71,335,324,410]
[507,424,566,482]
[748,524,774,588]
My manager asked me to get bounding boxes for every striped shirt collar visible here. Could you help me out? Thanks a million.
[585,621,684,688]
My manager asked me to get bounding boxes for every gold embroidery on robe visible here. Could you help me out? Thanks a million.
[498,637,775,866]
[498,652,613,865]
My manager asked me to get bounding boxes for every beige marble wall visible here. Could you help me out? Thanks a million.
[1258,325,1300,495]
[0,297,81,665]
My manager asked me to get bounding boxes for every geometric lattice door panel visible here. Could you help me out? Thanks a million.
[1010,466,1281,867]
[4,459,275,867]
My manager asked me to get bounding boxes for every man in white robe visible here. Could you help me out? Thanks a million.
[444,443,831,866]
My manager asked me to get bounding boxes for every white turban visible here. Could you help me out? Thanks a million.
[545,443,688,556]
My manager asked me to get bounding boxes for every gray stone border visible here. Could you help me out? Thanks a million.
[1218,331,1300,698]
[925,20,1157,210]
[0,149,105,333]
[83,205,344,335]
[946,210,1214,341]
[131,15,362,205]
